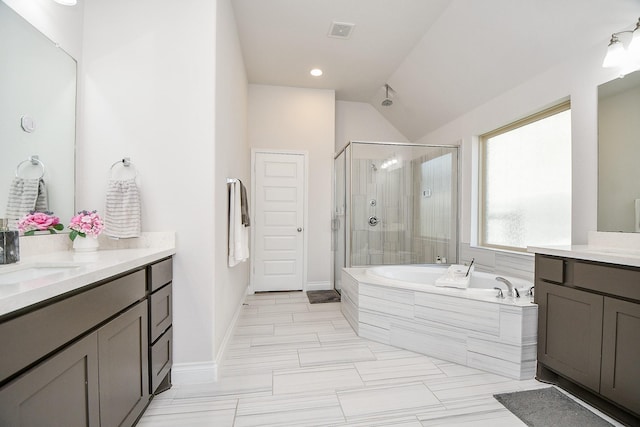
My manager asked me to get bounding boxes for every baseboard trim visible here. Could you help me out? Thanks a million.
[173,285,248,385]
[305,281,331,291]
[214,286,248,375]
[172,361,217,385]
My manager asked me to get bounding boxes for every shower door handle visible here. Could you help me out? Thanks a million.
[297,227,303,232]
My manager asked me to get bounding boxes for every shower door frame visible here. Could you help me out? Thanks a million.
[332,141,460,284]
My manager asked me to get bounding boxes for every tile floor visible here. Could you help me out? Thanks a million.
[138,291,621,427]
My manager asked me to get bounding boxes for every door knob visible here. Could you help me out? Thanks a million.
[297,227,303,232]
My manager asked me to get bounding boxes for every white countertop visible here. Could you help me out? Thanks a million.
[0,233,175,318]
[528,244,640,268]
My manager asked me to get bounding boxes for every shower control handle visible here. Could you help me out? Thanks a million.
[368,216,379,227]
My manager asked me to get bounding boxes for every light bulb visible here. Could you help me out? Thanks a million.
[628,29,640,56]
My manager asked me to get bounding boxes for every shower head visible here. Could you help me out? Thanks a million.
[371,163,378,171]
[381,84,393,107]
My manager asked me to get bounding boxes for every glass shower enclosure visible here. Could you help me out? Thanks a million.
[333,141,459,292]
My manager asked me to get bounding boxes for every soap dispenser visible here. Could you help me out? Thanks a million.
[0,218,19,264]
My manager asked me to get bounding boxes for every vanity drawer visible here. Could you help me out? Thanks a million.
[0,269,146,384]
[535,255,565,284]
[149,258,172,292]
[150,283,172,343]
[574,262,640,301]
[150,327,172,393]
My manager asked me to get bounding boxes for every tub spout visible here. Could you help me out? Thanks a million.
[495,276,519,298]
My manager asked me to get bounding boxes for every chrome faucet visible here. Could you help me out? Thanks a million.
[495,276,519,297]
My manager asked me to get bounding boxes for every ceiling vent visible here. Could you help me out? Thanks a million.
[328,21,355,39]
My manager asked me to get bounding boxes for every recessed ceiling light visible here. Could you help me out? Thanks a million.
[53,0,77,5]
[310,68,323,77]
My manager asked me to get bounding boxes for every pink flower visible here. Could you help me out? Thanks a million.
[68,210,105,240]
[30,212,57,230]
[17,211,63,235]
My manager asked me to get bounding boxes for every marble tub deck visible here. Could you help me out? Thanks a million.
[138,292,622,427]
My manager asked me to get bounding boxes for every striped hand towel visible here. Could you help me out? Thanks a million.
[5,177,49,222]
[105,179,141,238]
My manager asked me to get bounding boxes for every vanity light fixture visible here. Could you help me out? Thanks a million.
[310,68,323,77]
[602,17,640,70]
[53,0,77,5]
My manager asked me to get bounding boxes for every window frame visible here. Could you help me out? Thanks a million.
[478,101,571,252]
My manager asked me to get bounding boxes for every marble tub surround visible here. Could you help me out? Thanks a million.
[0,231,175,317]
[341,268,538,380]
[528,231,640,266]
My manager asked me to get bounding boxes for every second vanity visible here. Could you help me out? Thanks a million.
[0,233,175,427]
[530,232,640,426]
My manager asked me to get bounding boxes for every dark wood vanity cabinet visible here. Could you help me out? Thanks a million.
[0,256,173,427]
[536,254,640,424]
[601,297,640,415]
[98,301,149,427]
[148,257,173,394]
[537,280,603,392]
[0,333,100,426]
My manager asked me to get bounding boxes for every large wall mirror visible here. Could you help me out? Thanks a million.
[0,1,75,231]
[598,69,640,232]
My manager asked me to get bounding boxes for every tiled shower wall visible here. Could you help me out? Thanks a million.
[349,145,458,266]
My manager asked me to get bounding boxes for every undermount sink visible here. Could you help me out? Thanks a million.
[0,264,81,285]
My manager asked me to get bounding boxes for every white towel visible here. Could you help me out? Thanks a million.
[5,177,48,222]
[435,264,473,288]
[105,179,141,238]
[228,181,249,267]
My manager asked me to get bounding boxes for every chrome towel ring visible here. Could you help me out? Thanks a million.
[109,157,138,179]
[15,155,45,178]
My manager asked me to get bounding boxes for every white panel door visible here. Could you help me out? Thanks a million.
[254,152,305,291]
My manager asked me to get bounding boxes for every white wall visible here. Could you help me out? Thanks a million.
[2,0,84,60]
[335,101,408,151]
[213,0,250,357]
[415,42,626,248]
[80,0,219,370]
[248,85,335,285]
[413,41,627,277]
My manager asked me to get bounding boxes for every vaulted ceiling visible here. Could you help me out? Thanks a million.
[232,0,640,140]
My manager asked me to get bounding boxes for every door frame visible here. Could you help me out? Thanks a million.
[249,149,309,294]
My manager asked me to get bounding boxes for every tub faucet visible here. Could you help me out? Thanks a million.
[495,276,519,298]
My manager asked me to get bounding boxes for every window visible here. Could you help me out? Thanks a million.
[480,102,571,251]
